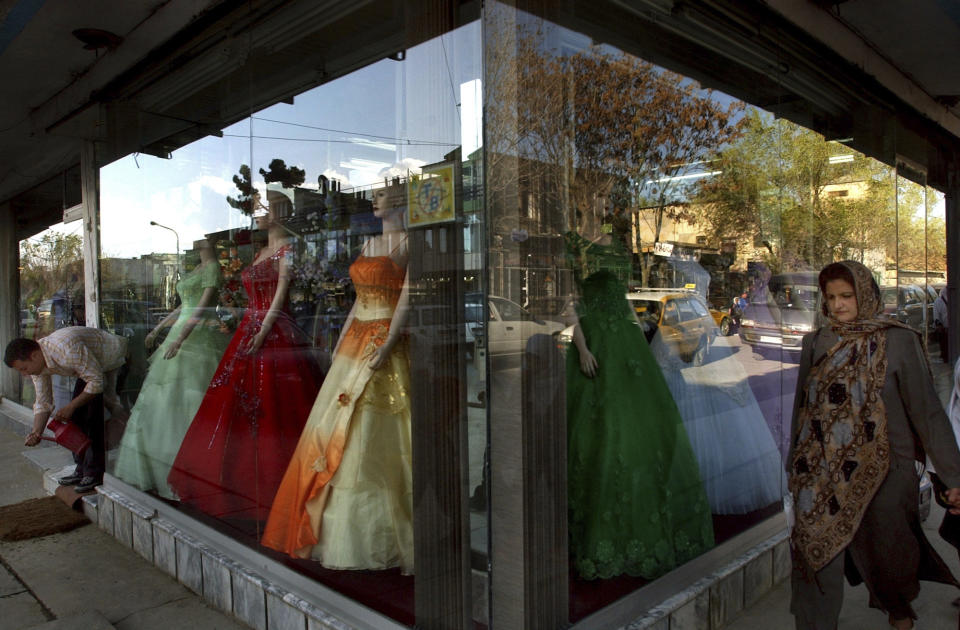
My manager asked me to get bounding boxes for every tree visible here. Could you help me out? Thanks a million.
[695,111,897,273]
[260,158,305,189]
[226,164,256,215]
[19,231,84,315]
[484,14,745,285]
[226,159,306,215]
[567,53,743,283]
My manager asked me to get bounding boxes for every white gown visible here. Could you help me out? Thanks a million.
[651,331,786,514]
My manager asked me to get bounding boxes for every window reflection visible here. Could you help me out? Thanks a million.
[100,18,481,627]
[18,224,85,409]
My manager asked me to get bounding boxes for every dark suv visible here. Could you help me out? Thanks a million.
[739,273,821,354]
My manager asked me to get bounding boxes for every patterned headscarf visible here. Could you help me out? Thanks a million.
[789,261,910,572]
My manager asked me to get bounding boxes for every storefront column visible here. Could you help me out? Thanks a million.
[485,5,569,627]
[80,141,101,328]
[0,200,18,399]
[947,162,960,364]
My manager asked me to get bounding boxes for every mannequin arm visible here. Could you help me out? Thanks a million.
[163,286,218,359]
[146,305,182,348]
[368,261,410,370]
[243,255,291,355]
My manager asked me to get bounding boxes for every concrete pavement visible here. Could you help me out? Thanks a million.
[0,416,247,630]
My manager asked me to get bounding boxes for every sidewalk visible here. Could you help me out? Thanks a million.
[0,418,247,630]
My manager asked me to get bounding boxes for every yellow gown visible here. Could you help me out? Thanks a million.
[262,254,413,573]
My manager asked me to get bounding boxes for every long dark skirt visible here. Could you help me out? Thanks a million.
[791,458,958,629]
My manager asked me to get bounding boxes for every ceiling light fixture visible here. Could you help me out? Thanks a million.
[72,28,123,51]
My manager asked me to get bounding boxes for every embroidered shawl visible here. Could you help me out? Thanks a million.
[789,261,911,572]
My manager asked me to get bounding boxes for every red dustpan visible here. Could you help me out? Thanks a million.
[41,418,91,456]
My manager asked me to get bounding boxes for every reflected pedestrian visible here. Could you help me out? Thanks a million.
[935,287,949,363]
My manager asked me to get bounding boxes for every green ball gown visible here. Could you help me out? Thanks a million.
[565,232,714,580]
[113,261,229,498]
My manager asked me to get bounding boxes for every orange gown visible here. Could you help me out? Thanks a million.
[262,254,413,573]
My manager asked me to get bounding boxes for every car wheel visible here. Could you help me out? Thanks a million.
[720,317,732,336]
[692,336,709,366]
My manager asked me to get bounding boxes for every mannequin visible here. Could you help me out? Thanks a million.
[565,192,714,580]
[167,191,323,522]
[113,239,229,497]
[262,181,413,574]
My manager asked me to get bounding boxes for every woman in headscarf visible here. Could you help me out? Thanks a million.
[789,260,960,630]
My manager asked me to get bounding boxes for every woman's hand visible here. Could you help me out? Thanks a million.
[945,487,960,515]
[579,348,598,377]
[242,330,267,355]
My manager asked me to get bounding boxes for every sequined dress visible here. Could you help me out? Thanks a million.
[113,261,229,498]
[167,245,323,521]
[262,252,413,573]
[565,232,714,580]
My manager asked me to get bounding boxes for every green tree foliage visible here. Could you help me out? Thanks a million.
[19,231,84,311]
[260,158,306,189]
[226,160,306,215]
[695,111,898,272]
[226,164,256,215]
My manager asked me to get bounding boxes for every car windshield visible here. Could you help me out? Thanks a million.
[494,298,533,321]
[631,299,661,326]
[770,284,819,310]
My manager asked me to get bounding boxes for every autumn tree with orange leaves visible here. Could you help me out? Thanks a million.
[484,15,744,285]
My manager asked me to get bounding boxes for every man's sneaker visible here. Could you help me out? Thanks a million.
[74,476,102,493]
[57,472,84,486]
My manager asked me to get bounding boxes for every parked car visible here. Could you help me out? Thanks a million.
[881,284,928,331]
[739,272,821,353]
[527,296,578,327]
[19,309,38,338]
[465,294,566,360]
[626,288,718,365]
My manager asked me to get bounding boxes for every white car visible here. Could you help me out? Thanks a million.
[466,294,565,358]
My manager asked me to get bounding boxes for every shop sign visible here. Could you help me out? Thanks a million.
[653,241,674,257]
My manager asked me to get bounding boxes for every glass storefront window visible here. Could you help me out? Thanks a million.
[62,1,952,627]
[18,222,85,409]
[483,2,952,625]
[99,8,481,627]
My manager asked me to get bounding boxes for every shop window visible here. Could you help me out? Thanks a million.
[18,222,85,409]
[99,10,482,628]
[483,2,948,624]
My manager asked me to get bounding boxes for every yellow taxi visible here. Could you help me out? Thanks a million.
[627,288,719,365]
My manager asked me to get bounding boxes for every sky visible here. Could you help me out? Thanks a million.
[97,21,482,259]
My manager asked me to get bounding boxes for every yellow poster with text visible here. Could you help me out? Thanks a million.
[408,165,455,227]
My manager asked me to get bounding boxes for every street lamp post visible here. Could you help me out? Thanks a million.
[149,220,180,279]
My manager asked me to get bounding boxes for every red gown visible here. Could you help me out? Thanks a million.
[167,245,322,522]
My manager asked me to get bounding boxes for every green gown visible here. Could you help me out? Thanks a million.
[565,232,714,580]
[112,261,229,498]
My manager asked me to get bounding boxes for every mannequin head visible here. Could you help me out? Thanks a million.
[191,238,216,263]
[371,182,406,220]
[252,190,293,231]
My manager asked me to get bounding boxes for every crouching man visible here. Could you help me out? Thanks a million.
[4,327,129,492]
